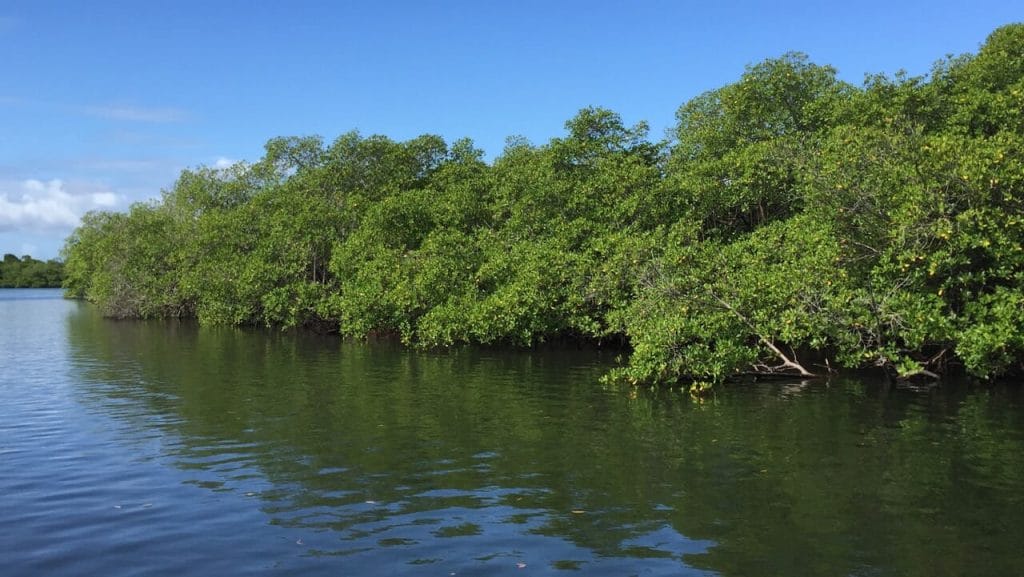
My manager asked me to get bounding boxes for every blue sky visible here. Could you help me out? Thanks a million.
[1,1,1020,259]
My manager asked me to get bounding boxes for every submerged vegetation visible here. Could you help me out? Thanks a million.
[63,25,1024,386]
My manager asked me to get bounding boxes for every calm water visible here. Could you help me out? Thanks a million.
[2,288,1024,576]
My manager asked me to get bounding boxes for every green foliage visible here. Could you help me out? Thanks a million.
[62,204,192,318]
[61,23,1024,385]
[0,254,64,288]
[609,216,846,384]
[670,53,850,239]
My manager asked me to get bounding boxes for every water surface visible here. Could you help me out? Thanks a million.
[2,288,1022,576]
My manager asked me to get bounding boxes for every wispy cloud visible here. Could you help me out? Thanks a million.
[0,98,189,123]
[75,158,165,172]
[107,130,202,148]
[214,156,237,169]
[0,179,122,233]
[82,104,188,123]
[0,16,20,34]
[0,95,23,106]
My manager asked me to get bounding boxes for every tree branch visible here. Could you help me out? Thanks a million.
[708,289,817,377]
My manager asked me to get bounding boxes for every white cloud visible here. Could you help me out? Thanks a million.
[214,157,236,169]
[0,179,123,232]
[91,192,118,206]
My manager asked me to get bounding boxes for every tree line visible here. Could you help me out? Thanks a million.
[0,254,64,288]
[62,24,1024,388]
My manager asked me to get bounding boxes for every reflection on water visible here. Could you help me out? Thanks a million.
[62,305,713,575]
[2,289,1023,576]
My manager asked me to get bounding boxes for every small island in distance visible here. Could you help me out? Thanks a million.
[0,254,64,288]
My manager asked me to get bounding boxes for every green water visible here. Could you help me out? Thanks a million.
[2,289,1023,576]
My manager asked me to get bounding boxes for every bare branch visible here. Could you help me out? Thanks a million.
[707,288,817,377]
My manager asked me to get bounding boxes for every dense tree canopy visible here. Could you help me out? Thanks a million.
[0,254,64,288]
[63,24,1024,388]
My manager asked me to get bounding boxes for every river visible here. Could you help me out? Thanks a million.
[1,288,1023,576]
